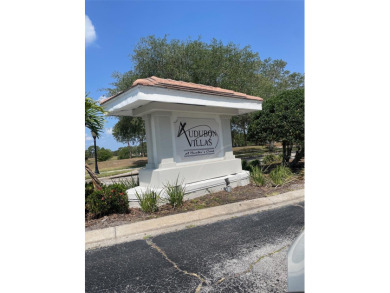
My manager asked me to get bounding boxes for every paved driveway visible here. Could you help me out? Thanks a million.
[86,201,304,292]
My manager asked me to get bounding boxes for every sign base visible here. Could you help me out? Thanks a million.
[127,170,250,208]
[138,158,242,188]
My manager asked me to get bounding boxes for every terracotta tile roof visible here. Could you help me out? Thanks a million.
[100,76,262,104]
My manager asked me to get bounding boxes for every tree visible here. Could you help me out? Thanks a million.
[106,36,262,96]
[231,129,245,147]
[256,58,304,99]
[112,117,146,158]
[85,96,105,138]
[105,36,304,148]
[231,114,253,146]
[248,88,304,166]
[86,145,99,158]
[85,95,106,190]
[134,143,147,157]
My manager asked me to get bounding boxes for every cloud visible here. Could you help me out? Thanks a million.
[85,15,97,46]
[105,127,113,135]
[97,95,106,103]
[85,134,93,141]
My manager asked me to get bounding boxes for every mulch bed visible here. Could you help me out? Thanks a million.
[85,177,304,231]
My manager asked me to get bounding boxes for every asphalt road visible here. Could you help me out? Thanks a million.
[86,201,304,293]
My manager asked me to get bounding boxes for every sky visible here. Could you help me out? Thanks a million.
[85,0,304,151]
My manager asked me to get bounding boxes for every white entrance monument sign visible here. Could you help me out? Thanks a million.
[100,76,262,206]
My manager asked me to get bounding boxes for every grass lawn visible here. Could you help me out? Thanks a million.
[233,145,269,158]
[232,145,283,159]
[232,145,299,159]
[85,156,147,179]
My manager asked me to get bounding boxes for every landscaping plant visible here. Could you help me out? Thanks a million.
[262,154,281,165]
[250,166,266,186]
[164,176,186,208]
[241,160,251,171]
[135,188,160,213]
[249,159,261,170]
[86,183,129,218]
[85,182,94,199]
[269,165,293,186]
[85,181,94,214]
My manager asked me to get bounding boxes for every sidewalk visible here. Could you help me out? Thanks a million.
[86,188,304,250]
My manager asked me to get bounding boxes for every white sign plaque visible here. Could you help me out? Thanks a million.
[174,117,222,162]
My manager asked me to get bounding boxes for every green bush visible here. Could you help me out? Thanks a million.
[118,147,131,160]
[85,182,94,199]
[241,160,251,171]
[262,154,282,165]
[85,181,94,214]
[249,159,261,169]
[97,148,113,162]
[135,188,160,213]
[269,165,293,186]
[250,167,266,186]
[164,177,186,208]
[86,183,129,217]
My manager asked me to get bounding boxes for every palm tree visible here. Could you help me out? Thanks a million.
[85,96,105,137]
[85,95,106,189]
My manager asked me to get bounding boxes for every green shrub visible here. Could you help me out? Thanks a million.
[249,159,261,169]
[135,188,160,213]
[250,167,266,186]
[85,181,94,214]
[269,165,293,186]
[262,154,282,165]
[164,177,186,208]
[97,148,113,162]
[118,147,131,160]
[241,160,251,171]
[85,182,94,199]
[86,183,129,217]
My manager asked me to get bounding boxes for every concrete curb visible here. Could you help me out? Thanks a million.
[85,189,304,250]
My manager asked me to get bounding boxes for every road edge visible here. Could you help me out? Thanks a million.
[85,188,304,250]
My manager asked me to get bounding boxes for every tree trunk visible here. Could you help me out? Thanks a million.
[141,139,145,157]
[282,142,287,166]
[243,127,247,147]
[127,142,132,159]
[287,144,293,163]
[291,146,304,167]
[85,164,102,190]
[269,141,274,152]
[282,142,293,166]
